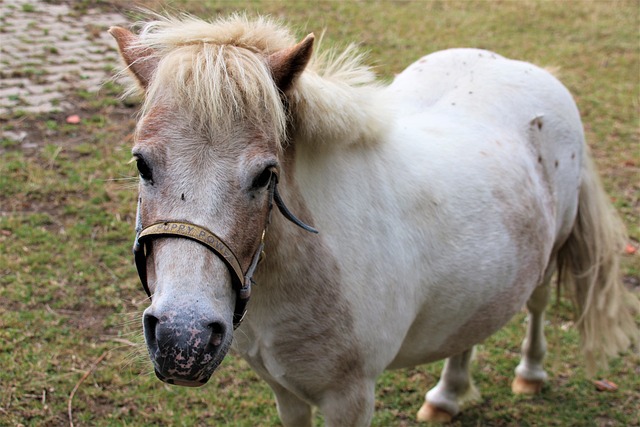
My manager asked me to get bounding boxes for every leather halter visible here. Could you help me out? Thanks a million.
[133,175,318,329]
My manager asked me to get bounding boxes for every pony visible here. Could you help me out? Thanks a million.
[109,14,638,425]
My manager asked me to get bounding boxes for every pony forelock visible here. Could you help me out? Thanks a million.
[121,13,389,147]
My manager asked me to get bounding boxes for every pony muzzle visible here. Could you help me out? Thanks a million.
[143,308,231,386]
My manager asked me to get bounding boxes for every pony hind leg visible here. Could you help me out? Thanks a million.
[512,271,552,395]
[417,348,480,423]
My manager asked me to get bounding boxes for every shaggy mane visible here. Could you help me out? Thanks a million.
[123,13,390,146]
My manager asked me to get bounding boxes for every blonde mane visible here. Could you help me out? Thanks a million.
[125,13,390,146]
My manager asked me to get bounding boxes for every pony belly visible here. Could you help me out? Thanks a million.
[387,280,535,370]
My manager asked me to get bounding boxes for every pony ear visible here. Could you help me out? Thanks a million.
[108,26,158,90]
[268,33,315,93]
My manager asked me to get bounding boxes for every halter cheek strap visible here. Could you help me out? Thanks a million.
[133,221,256,328]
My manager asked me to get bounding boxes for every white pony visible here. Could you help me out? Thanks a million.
[110,14,638,426]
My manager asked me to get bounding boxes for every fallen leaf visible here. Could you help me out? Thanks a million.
[594,379,618,392]
[625,243,637,255]
[66,115,81,124]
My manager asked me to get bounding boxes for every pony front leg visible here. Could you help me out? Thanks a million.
[319,379,376,427]
[512,281,551,394]
[417,348,480,423]
[268,382,313,427]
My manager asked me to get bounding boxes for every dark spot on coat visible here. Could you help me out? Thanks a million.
[554,160,559,168]
[538,156,543,163]
[181,193,185,201]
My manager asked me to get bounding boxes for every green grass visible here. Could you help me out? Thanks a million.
[1,1,638,426]
[21,3,36,13]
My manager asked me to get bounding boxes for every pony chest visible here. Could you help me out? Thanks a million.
[246,335,288,380]
[237,321,353,400]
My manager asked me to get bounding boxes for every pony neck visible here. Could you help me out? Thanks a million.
[253,66,393,291]
[255,143,329,290]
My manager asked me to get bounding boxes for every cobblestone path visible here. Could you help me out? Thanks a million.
[0,0,128,117]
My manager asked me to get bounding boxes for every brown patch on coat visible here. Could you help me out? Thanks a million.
[222,125,281,270]
[248,141,365,402]
[260,238,365,402]
[437,160,554,358]
[135,106,172,147]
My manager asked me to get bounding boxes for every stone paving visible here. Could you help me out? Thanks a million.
[0,0,129,118]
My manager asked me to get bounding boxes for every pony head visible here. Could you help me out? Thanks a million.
[110,15,313,386]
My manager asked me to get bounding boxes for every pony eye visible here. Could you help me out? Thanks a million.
[136,157,153,183]
[251,168,274,190]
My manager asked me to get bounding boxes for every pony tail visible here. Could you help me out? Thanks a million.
[557,152,639,374]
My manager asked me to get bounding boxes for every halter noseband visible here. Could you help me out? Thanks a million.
[133,177,318,329]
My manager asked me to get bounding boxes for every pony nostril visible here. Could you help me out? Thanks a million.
[208,322,225,347]
[143,313,159,350]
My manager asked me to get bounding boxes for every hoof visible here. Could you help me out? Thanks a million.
[512,375,544,395]
[417,402,453,423]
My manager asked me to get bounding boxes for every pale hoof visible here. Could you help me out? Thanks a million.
[512,375,544,395]
[416,402,453,423]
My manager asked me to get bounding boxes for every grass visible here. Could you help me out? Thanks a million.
[1,0,638,426]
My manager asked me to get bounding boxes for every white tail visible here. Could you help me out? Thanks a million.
[557,152,639,373]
